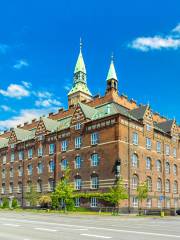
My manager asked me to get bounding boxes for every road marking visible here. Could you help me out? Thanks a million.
[34,227,57,232]
[81,234,112,239]
[3,223,20,227]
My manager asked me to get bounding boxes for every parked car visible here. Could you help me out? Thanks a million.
[176,209,180,215]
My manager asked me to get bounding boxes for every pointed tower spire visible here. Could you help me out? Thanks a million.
[106,54,118,93]
[68,39,92,107]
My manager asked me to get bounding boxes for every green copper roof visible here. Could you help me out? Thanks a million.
[13,128,35,141]
[74,49,86,74]
[78,102,98,119]
[68,82,91,96]
[0,138,8,148]
[106,60,118,81]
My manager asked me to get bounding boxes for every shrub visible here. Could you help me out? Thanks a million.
[2,198,9,208]
[12,198,18,209]
[39,195,52,208]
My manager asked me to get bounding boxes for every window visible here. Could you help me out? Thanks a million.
[74,177,82,190]
[2,155,6,164]
[174,181,178,194]
[132,197,138,208]
[75,136,82,149]
[18,151,23,161]
[37,162,43,174]
[49,144,55,154]
[2,169,6,179]
[132,132,138,145]
[75,122,81,130]
[147,177,152,192]
[91,132,99,145]
[132,154,138,168]
[61,159,68,171]
[18,182,22,193]
[61,140,68,152]
[27,164,32,175]
[10,152,15,162]
[18,166,23,177]
[165,179,170,193]
[75,197,80,207]
[10,168,14,178]
[173,164,177,176]
[146,198,152,208]
[165,162,170,174]
[90,197,98,208]
[157,178,162,192]
[37,180,42,193]
[156,141,161,153]
[166,199,170,209]
[174,199,178,208]
[38,147,43,157]
[49,160,55,173]
[26,181,31,192]
[28,148,33,159]
[146,124,152,131]
[91,153,100,167]
[48,179,54,192]
[173,148,177,158]
[132,175,139,189]
[1,184,5,194]
[9,183,13,194]
[165,145,170,156]
[146,157,151,170]
[146,138,152,150]
[156,160,162,172]
[91,176,99,189]
[75,156,82,169]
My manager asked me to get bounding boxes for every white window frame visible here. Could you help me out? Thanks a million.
[91,153,99,167]
[28,148,33,159]
[156,141,161,153]
[146,138,152,150]
[74,178,82,190]
[91,132,99,145]
[132,132,138,145]
[75,136,82,149]
[91,176,99,189]
[90,197,98,208]
[132,197,138,208]
[61,140,68,152]
[49,144,55,155]
[75,156,81,169]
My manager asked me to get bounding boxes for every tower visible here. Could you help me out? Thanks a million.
[106,55,118,93]
[68,39,92,107]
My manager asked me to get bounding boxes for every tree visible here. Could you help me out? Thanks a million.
[12,198,18,209]
[51,168,75,211]
[39,195,52,208]
[25,184,40,207]
[137,181,148,215]
[104,178,128,207]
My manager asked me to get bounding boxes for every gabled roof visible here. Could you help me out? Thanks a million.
[78,102,98,120]
[155,120,174,133]
[57,116,72,130]
[129,105,148,120]
[12,128,35,142]
[41,117,61,132]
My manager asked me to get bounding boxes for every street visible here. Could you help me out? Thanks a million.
[0,211,179,239]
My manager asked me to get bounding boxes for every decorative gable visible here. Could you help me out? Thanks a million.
[144,106,153,122]
[35,119,47,136]
[71,105,86,125]
[8,131,18,144]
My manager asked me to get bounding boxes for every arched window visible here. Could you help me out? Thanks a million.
[156,160,162,172]
[165,162,170,174]
[173,181,178,194]
[147,176,152,192]
[91,174,99,189]
[173,164,177,176]
[132,175,139,189]
[61,159,68,170]
[75,156,82,169]
[165,179,170,193]
[91,153,100,167]
[157,178,162,192]
[74,176,82,190]
[49,160,55,173]
[146,157,152,170]
[132,154,138,168]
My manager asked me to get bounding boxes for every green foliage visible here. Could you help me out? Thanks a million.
[25,184,40,207]
[2,197,9,208]
[39,195,52,208]
[12,198,18,209]
[137,181,148,214]
[51,168,75,211]
[103,179,128,206]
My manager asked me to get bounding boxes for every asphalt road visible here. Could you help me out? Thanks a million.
[0,211,179,240]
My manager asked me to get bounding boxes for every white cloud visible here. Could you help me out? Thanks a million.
[13,59,29,69]
[0,84,30,99]
[35,91,52,98]
[0,105,14,112]
[128,23,180,52]
[0,108,58,131]
[22,81,31,88]
[0,44,9,54]
[35,99,61,107]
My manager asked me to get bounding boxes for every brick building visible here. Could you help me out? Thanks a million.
[0,43,179,211]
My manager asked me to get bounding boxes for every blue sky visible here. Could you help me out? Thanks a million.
[0,0,179,130]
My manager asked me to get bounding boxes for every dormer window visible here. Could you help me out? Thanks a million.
[75,123,81,130]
